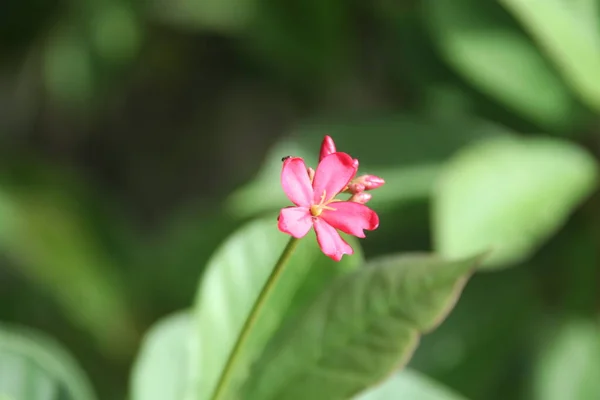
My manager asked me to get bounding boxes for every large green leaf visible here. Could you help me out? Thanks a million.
[424,0,574,129]
[187,218,363,400]
[500,0,600,112]
[130,311,191,400]
[226,115,506,218]
[433,136,597,269]
[532,320,600,400]
[354,370,467,400]
[0,324,96,400]
[243,253,483,400]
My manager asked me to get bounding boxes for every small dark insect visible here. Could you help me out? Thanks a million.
[281,156,291,162]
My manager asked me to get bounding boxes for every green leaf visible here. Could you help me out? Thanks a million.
[139,206,238,311]
[90,3,141,65]
[0,323,96,400]
[149,0,256,32]
[187,218,363,400]
[433,136,597,269]
[226,115,507,218]
[409,267,540,399]
[44,24,94,106]
[0,186,137,356]
[532,320,600,400]
[130,311,191,400]
[243,253,483,400]
[500,0,600,112]
[424,0,574,129]
[354,370,467,400]
[243,0,348,85]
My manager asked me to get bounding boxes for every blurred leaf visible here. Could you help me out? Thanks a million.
[44,25,94,106]
[150,0,256,32]
[0,55,40,136]
[130,311,191,400]
[532,320,600,400]
[433,136,597,269]
[354,370,467,400]
[226,116,507,218]
[552,218,598,315]
[243,253,483,400]
[187,218,363,400]
[0,323,96,400]
[424,0,574,129]
[422,85,475,119]
[409,267,539,399]
[500,0,600,111]
[0,186,137,357]
[91,3,141,65]
[139,207,238,312]
[243,0,348,84]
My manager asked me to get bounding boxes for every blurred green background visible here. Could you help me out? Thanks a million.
[2,0,600,399]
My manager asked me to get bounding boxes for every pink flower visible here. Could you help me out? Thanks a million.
[277,152,380,261]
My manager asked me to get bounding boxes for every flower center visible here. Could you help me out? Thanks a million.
[310,204,323,217]
[310,191,338,217]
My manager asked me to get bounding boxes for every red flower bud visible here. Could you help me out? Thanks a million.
[349,192,372,204]
[347,182,365,193]
[319,135,337,161]
[354,174,385,191]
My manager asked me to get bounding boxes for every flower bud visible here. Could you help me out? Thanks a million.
[319,135,337,161]
[354,174,385,191]
[307,167,315,182]
[347,182,365,193]
[350,192,372,204]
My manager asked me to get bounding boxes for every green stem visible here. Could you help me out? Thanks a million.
[210,237,300,400]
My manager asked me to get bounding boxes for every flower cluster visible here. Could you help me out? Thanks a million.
[277,136,384,261]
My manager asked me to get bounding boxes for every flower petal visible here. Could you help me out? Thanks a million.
[278,207,313,238]
[313,218,353,261]
[320,201,379,238]
[281,157,314,207]
[312,152,357,203]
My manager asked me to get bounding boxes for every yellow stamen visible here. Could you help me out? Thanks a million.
[310,205,322,217]
[310,190,338,217]
[319,191,327,205]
